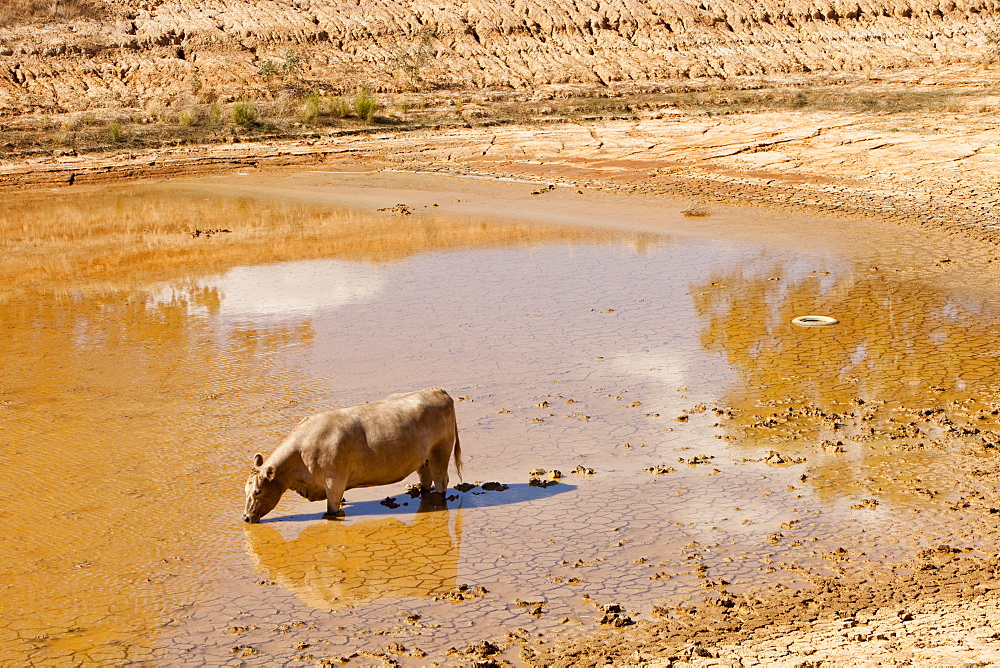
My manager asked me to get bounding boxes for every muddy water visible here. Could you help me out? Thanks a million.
[3,172,1000,664]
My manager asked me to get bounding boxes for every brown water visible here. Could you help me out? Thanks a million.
[3,171,1000,665]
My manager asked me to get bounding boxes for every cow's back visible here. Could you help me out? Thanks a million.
[293,388,457,489]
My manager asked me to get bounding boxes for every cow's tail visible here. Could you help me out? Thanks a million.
[453,415,463,480]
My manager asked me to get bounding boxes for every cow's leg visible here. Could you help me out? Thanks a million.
[418,460,433,493]
[429,442,451,494]
[323,474,348,520]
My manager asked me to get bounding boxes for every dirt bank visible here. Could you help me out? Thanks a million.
[1,0,997,116]
[3,68,1000,251]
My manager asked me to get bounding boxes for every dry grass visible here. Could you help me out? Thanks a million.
[0,0,104,24]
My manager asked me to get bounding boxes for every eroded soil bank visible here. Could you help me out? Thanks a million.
[3,170,1000,665]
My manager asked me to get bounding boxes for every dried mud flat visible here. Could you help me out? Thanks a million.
[4,72,1000,667]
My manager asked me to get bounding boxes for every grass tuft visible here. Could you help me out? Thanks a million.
[231,101,258,127]
[354,89,378,123]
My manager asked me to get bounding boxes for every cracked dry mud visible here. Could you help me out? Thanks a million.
[4,170,1000,665]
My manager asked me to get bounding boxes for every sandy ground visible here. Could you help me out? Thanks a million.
[4,76,1000,665]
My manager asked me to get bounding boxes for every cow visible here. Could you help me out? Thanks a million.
[243,387,461,523]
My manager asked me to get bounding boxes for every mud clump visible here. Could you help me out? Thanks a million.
[447,639,508,666]
[765,450,805,464]
[376,204,412,215]
[570,464,595,476]
[379,496,401,509]
[481,481,509,492]
[679,454,715,465]
[643,464,677,475]
[598,603,634,627]
[434,584,488,604]
[190,228,231,238]
[454,482,479,492]
[514,599,547,617]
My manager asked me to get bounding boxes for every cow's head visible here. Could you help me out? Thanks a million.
[244,453,282,523]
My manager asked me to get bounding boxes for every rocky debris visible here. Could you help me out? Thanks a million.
[529,476,558,488]
[851,498,880,510]
[679,454,715,465]
[434,583,488,604]
[570,464,595,476]
[643,464,677,475]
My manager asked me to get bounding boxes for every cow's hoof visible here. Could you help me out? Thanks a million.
[322,510,345,520]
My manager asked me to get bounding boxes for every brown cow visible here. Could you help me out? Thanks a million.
[243,388,461,523]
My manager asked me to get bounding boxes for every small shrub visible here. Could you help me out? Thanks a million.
[300,92,321,125]
[190,73,203,94]
[326,95,352,118]
[80,113,99,126]
[179,107,199,126]
[60,116,78,132]
[354,88,378,123]
[130,112,143,123]
[791,91,809,108]
[209,102,223,125]
[257,59,279,79]
[281,50,303,76]
[108,119,124,142]
[231,101,258,127]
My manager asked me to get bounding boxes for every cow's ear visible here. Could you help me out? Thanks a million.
[253,453,264,468]
[265,465,276,480]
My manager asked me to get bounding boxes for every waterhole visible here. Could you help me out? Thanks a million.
[3,172,1000,664]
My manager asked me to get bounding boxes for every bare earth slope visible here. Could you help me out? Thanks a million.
[1,0,998,114]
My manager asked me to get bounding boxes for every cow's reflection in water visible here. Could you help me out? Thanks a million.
[244,496,462,609]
